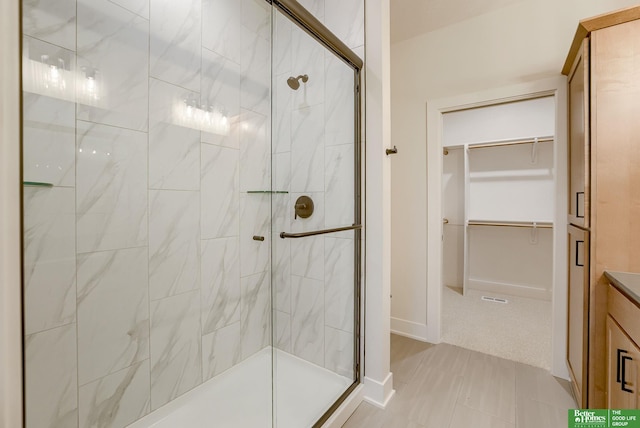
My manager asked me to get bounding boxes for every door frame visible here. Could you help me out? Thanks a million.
[0,0,24,425]
[425,76,569,379]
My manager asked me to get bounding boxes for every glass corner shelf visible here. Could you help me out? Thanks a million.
[246,190,289,194]
[23,181,54,188]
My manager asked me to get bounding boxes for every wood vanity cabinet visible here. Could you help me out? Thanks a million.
[563,6,640,408]
[607,285,640,409]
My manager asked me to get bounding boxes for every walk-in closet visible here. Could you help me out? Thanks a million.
[441,96,556,369]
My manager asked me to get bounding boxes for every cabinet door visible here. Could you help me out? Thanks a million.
[607,315,640,409]
[568,39,590,228]
[568,225,590,407]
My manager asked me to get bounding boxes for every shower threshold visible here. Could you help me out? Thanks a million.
[126,348,352,428]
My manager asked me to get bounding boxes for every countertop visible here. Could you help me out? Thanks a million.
[605,271,640,306]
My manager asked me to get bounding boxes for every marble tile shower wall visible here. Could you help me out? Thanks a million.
[271,0,364,380]
[21,0,273,426]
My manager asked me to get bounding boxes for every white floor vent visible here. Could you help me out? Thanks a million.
[481,296,508,304]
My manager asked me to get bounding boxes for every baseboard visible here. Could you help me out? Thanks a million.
[390,317,428,341]
[467,278,551,301]
[363,372,395,409]
[321,384,364,428]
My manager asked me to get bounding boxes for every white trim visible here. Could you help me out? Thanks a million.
[321,384,365,428]
[363,373,395,409]
[0,0,24,425]
[390,317,428,342]
[426,77,569,379]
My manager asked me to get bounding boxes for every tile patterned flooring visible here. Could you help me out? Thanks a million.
[343,334,576,428]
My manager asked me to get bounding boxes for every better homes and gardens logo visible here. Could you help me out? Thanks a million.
[569,410,640,428]
[572,410,608,427]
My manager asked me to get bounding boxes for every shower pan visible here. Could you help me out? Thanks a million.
[20,0,362,427]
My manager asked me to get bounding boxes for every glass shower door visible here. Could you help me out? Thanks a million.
[271,5,361,427]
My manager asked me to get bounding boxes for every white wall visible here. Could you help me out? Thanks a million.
[390,0,640,340]
[364,0,395,409]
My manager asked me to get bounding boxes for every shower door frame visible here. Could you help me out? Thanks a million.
[268,1,364,427]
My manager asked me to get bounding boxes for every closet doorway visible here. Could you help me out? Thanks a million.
[440,95,557,370]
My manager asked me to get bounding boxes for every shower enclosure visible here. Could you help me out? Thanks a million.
[20,0,363,427]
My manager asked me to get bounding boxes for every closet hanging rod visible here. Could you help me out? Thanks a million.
[467,136,554,150]
[468,220,553,229]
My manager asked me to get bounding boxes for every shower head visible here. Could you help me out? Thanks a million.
[287,74,308,90]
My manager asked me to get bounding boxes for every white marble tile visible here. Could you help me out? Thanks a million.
[239,109,270,192]
[22,35,76,103]
[149,78,200,191]
[76,120,148,253]
[109,0,149,18]
[77,247,149,385]
[202,0,241,65]
[149,190,200,300]
[353,45,364,60]
[240,27,270,116]
[274,255,291,313]
[25,324,77,428]
[150,0,201,91]
[202,322,242,380]
[201,48,241,148]
[77,0,149,131]
[150,290,202,410]
[325,52,355,147]
[325,144,354,228]
[291,28,325,109]
[23,93,75,188]
[239,193,270,277]
[273,12,292,76]
[201,237,240,335]
[272,193,291,314]
[324,0,364,49]
[240,272,271,360]
[291,236,324,281]
[296,0,325,22]
[242,0,270,42]
[324,237,354,333]
[291,106,324,193]
[275,311,291,353]
[23,187,76,335]
[273,74,292,154]
[290,192,325,234]
[201,144,239,239]
[272,191,291,232]
[273,152,291,193]
[22,0,76,51]
[325,326,354,378]
[291,275,324,366]
[79,360,150,428]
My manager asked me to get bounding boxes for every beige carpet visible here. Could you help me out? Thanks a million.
[442,286,552,370]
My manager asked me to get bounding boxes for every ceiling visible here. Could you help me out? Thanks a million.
[391,0,525,44]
